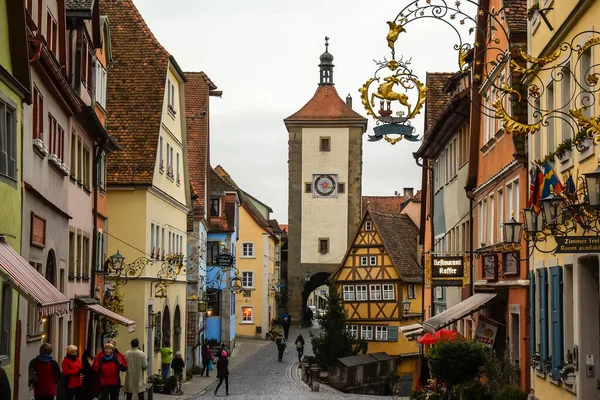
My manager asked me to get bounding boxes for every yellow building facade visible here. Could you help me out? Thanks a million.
[235,199,278,339]
[331,208,423,386]
[527,1,600,399]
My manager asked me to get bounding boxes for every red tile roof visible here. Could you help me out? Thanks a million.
[505,0,527,34]
[410,190,422,202]
[368,210,421,283]
[101,0,170,185]
[424,72,453,135]
[284,85,367,128]
[185,72,215,217]
[362,196,405,214]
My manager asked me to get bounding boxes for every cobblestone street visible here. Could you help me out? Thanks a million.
[195,326,392,399]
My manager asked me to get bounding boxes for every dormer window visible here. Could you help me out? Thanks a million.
[365,221,372,231]
[210,199,220,217]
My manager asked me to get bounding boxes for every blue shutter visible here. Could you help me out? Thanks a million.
[388,326,398,342]
[529,270,536,362]
[538,268,548,371]
[550,266,564,380]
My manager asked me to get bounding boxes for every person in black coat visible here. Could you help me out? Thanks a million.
[0,366,11,400]
[214,350,229,396]
[171,351,185,395]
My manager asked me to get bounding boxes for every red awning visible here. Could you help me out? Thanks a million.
[0,238,70,317]
[84,303,136,333]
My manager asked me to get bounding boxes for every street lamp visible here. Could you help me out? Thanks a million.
[523,207,540,235]
[401,299,411,315]
[107,250,125,273]
[540,193,565,226]
[584,158,600,209]
[206,308,213,317]
[502,216,522,244]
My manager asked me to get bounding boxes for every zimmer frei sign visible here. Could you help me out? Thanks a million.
[431,256,465,287]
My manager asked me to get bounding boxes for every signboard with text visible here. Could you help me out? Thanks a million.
[475,319,498,348]
[555,236,600,253]
[216,253,234,267]
[31,213,46,248]
[431,256,464,287]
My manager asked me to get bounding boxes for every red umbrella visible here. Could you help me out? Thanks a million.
[418,332,437,345]
[435,329,461,341]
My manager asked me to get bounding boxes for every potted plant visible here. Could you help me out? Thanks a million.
[163,375,178,394]
[149,374,164,393]
[530,352,541,368]
[555,138,573,162]
[561,363,576,385]
[574,129,593,151]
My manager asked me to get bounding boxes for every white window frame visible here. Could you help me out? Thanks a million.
[382,284,395,300]
[347,325,358,339]
[356,285,368,301]
[375,326,388,341]
[369,284,382,300]
[365,221,372,231]
[343,285,355,301]
[241,306,253,323]
[361,325,373,340]
[241,242,255,258]
[369,256,377,266]
[407,284,416,299]
[360,256,368,266]
[241,271,254,289]
[95,60,107,108]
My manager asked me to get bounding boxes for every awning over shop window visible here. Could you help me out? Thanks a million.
[399,323,423,339]
[0,238,70,317]
[423,292,497,333]
[84,303,136,333]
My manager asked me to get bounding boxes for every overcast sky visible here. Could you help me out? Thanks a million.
[133,0,474,223]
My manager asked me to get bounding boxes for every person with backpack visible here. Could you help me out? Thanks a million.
[28,343,61,400]
[294,334,305,363]
[276,335,287,362]
[171,351,185,395]
[93,343,128,400]
[61,345,83,400]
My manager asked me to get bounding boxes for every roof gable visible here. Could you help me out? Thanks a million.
[102,0,170,185]
[284,85,367,128]
[362,196,404,214]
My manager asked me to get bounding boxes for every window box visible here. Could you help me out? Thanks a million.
[575,138,593,152]
[557,149,572,164]
[33,138,48,158]
[168,104,177,116]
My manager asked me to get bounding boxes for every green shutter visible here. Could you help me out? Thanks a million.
[538,268,548,372]
[550,266,564,380]
[388,326,398,342]
[529,270,536,365]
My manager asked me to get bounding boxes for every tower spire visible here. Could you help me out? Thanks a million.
[319,36,335,86]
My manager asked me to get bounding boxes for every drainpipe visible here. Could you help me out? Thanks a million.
[87,138,107,351]
[466,191,475,297]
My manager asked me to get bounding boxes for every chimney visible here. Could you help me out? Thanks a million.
[403,187,414,198]
[346,94,352,108]
[394,191,398,196]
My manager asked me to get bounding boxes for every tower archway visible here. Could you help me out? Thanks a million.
[301,272,330,324]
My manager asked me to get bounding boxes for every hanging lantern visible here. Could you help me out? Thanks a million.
[502,216,522,244]
[540,193,564,225]
[523,207,540,234]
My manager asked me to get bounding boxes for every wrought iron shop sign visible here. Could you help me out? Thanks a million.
[216,253,234,267]
[554,236,600,254]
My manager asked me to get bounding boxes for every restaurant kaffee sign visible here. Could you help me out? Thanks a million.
[430,256,465,287]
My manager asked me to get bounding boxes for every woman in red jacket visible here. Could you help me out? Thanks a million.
[62,345,83,400]
[92,343,128,400]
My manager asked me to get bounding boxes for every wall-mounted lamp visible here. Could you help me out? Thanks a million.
[149,312,158,328]
[207,308,213,317]
[401,299,411,314]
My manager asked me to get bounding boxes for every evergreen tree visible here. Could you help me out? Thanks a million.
[310,284,362,366]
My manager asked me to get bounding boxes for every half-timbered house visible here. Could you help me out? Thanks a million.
[331,208,423,385]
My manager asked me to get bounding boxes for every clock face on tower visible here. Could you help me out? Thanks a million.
[313,174,337,197]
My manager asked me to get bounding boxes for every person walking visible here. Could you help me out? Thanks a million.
[294,335,305,363]
[123,339,148,400]
[214,350,229,396]
[276,336,287,362]
[281,313,290,340]
[28,343,61,400]
[200,343,213,377]
[62,345,83,400]
[160,340,173,381]
[93,343,128,400]
[171,351,185,395]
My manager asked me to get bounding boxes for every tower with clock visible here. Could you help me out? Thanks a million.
[283,37,367,322]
